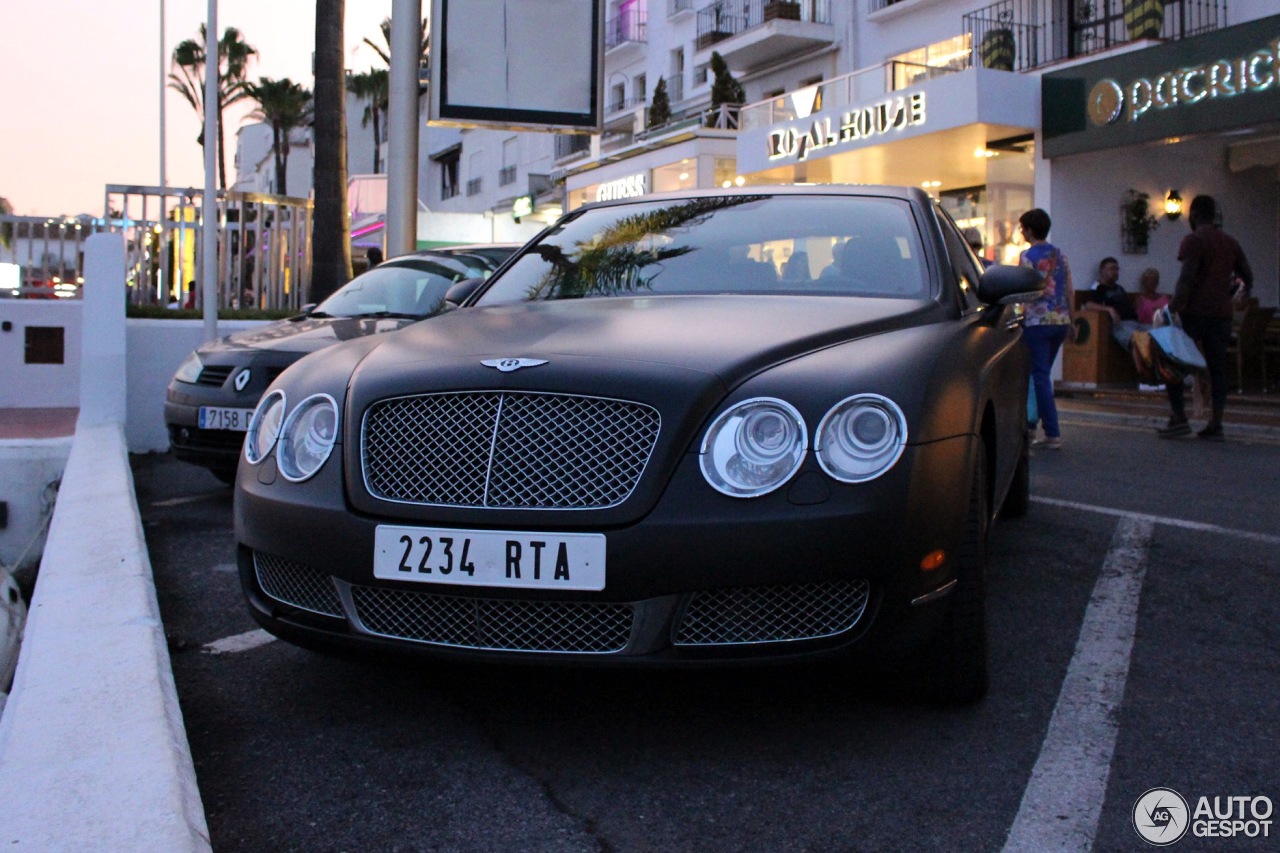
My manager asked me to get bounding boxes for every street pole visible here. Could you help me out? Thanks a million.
[159,0,167,303]
[202,0,218,342]
[386,0,422,259]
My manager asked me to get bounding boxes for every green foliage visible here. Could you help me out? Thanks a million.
[168,25,257,190]
[347,69,390,173]
[709,52,745,111]
[647,77,672,130]
[245,77,313,195]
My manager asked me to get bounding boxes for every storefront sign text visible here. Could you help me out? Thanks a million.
[1089,36,1279,126]
[596,173,647,202]
[767,93,926,162]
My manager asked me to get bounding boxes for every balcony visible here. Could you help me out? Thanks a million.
[466,177,483,197]
[606,10,648,60]
[604,96,650,136]
[961,0,1227,73]
[555,134,592,163]
[695,0,834,70]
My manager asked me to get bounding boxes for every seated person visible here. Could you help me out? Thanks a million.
[781,251,810,282]
[726,244,777,289]
[1134,267,1170,326]
[1081,256,1140,348]
[819,240,850,280]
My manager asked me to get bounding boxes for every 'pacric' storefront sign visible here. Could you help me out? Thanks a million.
[768,92,926,162]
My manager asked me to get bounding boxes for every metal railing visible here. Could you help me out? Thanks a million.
[696,0,831,49]
[606,10,648,49]
[0,215,103,299]
[466,178,483,197]
[103,184,312,311]
[499,165,518,186]
[962,0,1226,73]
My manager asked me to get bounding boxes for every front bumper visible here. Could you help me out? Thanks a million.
[235,434,978,664]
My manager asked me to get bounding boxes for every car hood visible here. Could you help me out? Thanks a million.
[211,315,420,355]
[353,294,938,384]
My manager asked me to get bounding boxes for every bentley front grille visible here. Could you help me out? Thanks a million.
[361,391,661,509]
[253,552,345,618]
[350,586,634,653]
[674,580,871,646]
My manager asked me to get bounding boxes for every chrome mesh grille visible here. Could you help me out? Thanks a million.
[674,580,871,646]
[350,586,633,653]
[361,392,661,509]
[253,552,345,617]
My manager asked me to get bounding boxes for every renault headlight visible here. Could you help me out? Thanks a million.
[277,394,339,482]
[700,398,806,497]
[173,351,203,384]
[815,394,907,483]
[245,390,286,464]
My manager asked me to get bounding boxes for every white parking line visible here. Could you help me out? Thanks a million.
[1002,516,1154,853]
[202,629,277,655]
[1032,496,1280,545]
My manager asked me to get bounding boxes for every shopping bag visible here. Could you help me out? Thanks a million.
[1149,324,1208,373]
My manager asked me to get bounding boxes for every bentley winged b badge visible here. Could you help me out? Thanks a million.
[482,357,548,373]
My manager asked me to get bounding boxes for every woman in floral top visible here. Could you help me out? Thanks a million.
[1019,208,1075,450]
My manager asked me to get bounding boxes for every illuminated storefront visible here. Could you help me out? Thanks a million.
[563,135,739,211]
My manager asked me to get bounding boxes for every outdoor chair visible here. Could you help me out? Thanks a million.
[1228,305,1276,392]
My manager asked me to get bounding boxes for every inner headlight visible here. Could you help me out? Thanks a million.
[277,394,339,482]
[816,394,907,483]
[245,389,286,465]
[700,398,806,498]
[173,351,203,384]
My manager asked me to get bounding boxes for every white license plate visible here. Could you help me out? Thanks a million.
[199,406,255,431]
[374,525,606,591]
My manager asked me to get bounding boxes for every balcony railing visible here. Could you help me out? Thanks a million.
[962,0,1226,73]
[606,10,648,49]
[498,165,517,186]
[696,0,831,50]
[466,177,483,197]
[555,134,592,161]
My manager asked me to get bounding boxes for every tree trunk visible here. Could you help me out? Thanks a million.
[217,94,228,191]
[274,126,286,196]
[373,106,382,174]
[311,0,352,302]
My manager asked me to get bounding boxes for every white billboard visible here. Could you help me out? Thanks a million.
[428,0,604,133]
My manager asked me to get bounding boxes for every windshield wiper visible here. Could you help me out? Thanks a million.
[351,310,423,320]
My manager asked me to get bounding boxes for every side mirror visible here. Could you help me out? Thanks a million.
[300,302,317,314]
[445,277,486,307]
[977,264,1044,306]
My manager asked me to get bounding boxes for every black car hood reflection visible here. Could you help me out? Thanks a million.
[353,294,938,384]
[213,314,423,355]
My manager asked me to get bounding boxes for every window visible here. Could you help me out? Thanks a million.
[438,150,460,200]
[500,138,518,186]
[634,74,647,103]
[610,81,627,112]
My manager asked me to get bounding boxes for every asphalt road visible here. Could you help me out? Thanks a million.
[133,416,1280,852]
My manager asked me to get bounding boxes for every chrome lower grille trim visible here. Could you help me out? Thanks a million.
[673,580,871,646]
[253,551,345,618]
[360,391,661,509]
[349,585,634,653]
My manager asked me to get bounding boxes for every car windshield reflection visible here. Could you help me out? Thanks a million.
[315,261,487,319]
[477,195,931,304]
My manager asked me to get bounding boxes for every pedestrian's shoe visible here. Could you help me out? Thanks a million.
[1157,418,1192,439]
[1197,424,1225,441]
[1031,436,1063,450]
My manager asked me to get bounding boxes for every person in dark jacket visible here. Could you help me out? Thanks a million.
[1158,195,1253,441]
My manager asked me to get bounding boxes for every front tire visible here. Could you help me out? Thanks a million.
[922,444,990,704]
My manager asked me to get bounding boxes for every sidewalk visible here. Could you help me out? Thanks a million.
[1054,384,1280,439]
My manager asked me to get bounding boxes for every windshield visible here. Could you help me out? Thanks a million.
[315,256,496,318]
[476,195,929,305]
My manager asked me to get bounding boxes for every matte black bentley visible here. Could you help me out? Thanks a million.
[165,244,518,482]
[234,186,1043,703]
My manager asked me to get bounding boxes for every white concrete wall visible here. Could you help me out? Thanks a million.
[0,299,83,409]
[0,440,70,575]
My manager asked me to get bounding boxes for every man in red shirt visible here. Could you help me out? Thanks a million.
[1158,195,1253,441]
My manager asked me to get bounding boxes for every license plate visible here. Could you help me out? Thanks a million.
[198,406,254,431]
[374,525,606,591]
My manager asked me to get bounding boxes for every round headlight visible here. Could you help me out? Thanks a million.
[244,389,286,465]
[815,394,907,483]
[700,398,806,498]
[173,351,203,384]
[277,394,339,482]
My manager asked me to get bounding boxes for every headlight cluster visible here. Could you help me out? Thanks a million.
[700,394,906,497]
[173,351,203,384]
[244,391,339,482]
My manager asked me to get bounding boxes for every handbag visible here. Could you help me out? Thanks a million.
[1148,316,1207,373]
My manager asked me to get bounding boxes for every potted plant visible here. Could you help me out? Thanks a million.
[647,76,672,130]
[979,26,1016,71]
[1123,0,1164,39]
[1121,189,1159,254]
[764,0,801,21]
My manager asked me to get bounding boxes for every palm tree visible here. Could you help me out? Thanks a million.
[169,25,257,190]
[244,78,313,196]
[362,16,430,71]
[347,69,389,174]
[311,0,352,301]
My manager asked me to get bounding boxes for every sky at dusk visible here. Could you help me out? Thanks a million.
[0,0,394,217]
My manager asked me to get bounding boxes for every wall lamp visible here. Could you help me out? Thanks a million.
[1164,190,1184,221]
